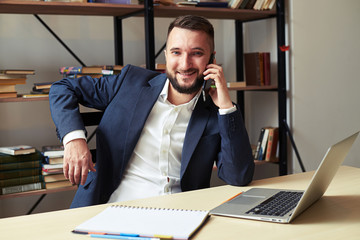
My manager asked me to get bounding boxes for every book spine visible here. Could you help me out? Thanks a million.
[0,160,42,171]
[263,52,271,86]
[59,66,82,75]
[254,128,265,160]
[1,182,44,195]
[0,151,43,164]
[259,128,270,160]
[265,128,279,162]
[0,168,42,180]
[0,175,43,188]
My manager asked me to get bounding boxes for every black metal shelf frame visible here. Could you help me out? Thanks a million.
[33,0,288,176]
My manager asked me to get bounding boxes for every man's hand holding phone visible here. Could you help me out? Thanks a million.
[203,55,234,110]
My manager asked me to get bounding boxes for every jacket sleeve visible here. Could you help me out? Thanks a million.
[216,106,255,186]
[49,65,131,142]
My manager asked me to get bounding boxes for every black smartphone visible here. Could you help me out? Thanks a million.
[202,54,215,102]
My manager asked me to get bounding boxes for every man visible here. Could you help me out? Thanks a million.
[49,15,254,208]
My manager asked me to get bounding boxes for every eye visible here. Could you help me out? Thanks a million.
[171,51,181,56]
[192,51,204,57]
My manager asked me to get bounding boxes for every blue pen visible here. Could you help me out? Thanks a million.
[90,234,160,240]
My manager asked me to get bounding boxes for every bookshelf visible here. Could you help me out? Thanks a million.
[0,0,287,203]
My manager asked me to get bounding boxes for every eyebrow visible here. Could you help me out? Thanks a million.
[169,47,206,52]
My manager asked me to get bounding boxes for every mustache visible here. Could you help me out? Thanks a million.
[177,68,198,74]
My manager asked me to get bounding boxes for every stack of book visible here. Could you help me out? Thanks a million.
[0,146,44,195]
[0,69,35,99]
[253,127,279,162]
[41,145,72,189]
[228,0,275,10]
[60,65,123,79]
[244,52,271,86]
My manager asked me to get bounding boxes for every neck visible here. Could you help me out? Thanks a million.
[167,84,198,105]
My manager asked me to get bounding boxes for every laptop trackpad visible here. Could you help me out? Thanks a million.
[229,188,280,205]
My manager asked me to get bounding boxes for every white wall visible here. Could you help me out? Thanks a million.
[288,0,360,172]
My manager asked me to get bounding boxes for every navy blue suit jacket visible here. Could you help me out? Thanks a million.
[49,65,254,208]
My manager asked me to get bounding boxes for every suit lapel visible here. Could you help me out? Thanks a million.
[122,75,166,163]
[180,97,211,177]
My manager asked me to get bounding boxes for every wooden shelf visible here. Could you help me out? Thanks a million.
[0,1,144,16]
[228,85,278,91]
[0,96,49,103]
[153,5,276,21]
[0,1,275,21]
[0,185,77,200]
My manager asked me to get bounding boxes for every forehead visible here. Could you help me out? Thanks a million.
[166,27,211,52]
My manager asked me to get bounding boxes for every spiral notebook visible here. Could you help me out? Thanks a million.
[73,205,209,239]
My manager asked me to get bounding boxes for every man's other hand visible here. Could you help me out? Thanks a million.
[63,139,96,185]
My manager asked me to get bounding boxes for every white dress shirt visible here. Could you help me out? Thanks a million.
[108,80,200,202]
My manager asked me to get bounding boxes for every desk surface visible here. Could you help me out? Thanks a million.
[1,166,359,240]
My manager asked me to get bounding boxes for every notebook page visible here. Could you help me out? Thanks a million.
[74,205,209,239]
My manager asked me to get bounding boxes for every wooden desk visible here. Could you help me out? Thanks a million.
[0,166,359,239]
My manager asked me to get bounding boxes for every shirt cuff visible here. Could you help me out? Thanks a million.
[218,105,237,115]
[63,130,87,146]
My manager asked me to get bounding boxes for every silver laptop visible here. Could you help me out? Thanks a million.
[210,131,359,223]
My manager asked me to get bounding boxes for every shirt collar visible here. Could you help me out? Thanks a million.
[160,79,201,111]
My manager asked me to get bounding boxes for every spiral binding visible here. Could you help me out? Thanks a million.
[110,204,207,213]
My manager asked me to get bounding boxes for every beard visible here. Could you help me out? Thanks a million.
[167,68,204,94]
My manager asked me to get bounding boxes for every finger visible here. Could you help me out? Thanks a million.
[63,162,69,180]
[80,167,90,186]
[74,165,82,185]
[68,165,75,185]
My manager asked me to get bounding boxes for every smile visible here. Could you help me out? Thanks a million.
[177,70,197,78]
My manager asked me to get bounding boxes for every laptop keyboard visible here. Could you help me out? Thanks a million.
[246,191,303,217]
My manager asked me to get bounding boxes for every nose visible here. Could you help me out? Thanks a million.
[179,54,192,69]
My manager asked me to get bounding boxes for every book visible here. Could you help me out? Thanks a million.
[45,180,73,189]
[229,0,244,9]
[0,74,27,80]
[244,52,261,86]
[0,159,42,171]
[244,52,271,86]
[0,85,16,93]
[0,77,26,85]
[0,151,43,164]
[73,205,209,239]
[42,168,63,175]
[0,168,42,180]
[196,2,229,8]
[0,145,36,155]
[265,127,279,162]
[1,182,44,195]
[0,92,17,98]
[0,175,43,188]
[258,128,270,160]
[33,82,54,91]
[254,128,265,160]
[239,0,250,8]
[42,145,64,158]
[60,65,123,75]
[42,163,63,170]
[95,0,131,3]
[22,93,49,99]
[227,81,246,88]
[44,156,63,165]
[0,69,35,75]
[263,52,271,85]
[43,173,66,183]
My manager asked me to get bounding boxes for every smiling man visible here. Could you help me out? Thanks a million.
[49,15,254,208]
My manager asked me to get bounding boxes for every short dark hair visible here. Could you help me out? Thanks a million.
[167,15,214,52]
